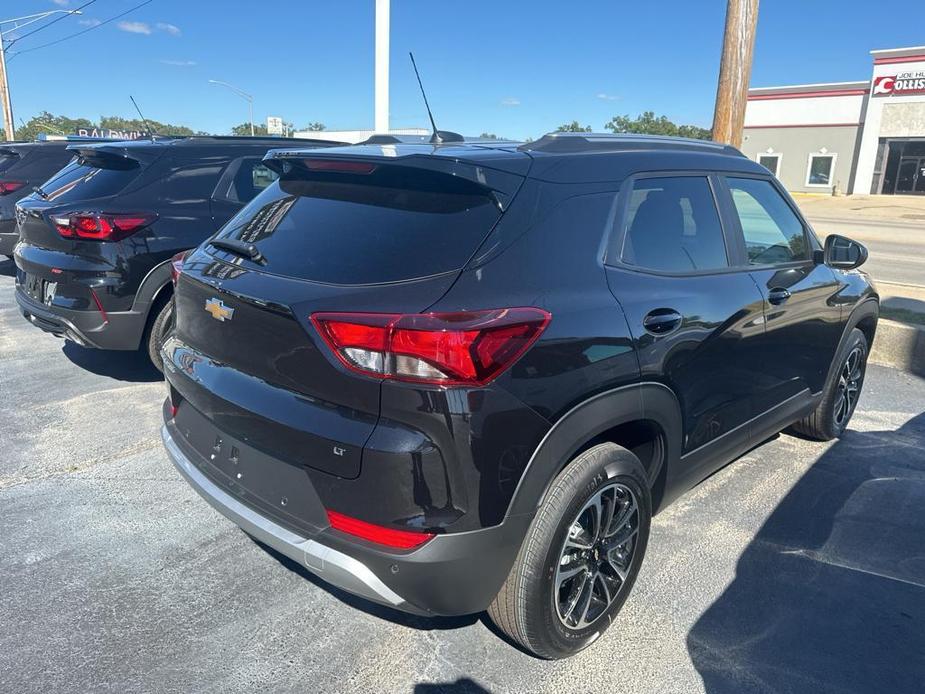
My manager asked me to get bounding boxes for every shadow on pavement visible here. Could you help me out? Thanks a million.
[0,256,15,277]
[61,341,163,383]
[250,538,479,632]
[688,413,925,693]
[414,678,491,693]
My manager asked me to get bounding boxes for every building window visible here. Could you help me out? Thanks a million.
[757,154,781,177]
[806,153,837,187]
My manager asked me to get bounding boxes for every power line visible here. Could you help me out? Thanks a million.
[4,0,99,49]
[8,0,155,60]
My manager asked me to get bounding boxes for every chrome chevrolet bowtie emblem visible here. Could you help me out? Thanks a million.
[204,298,234,322]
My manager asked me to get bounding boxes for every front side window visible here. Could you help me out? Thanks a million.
[806,154,835,186]
[621,176,728,273]
[727,177,809,265]
[758,154,780,177]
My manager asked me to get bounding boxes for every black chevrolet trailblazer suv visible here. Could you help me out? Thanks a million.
[0,139,115,258]
[14,135,341,370]
[160,133,878,658]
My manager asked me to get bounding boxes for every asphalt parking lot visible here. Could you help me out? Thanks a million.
[1,255,924,694]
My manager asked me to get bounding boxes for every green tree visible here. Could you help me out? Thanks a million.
[15,112,201,140]
[556,121,592,133]
[604,111,711,140]
[230,122,269,136]
[303,122,326,132]
[479,132,499,139]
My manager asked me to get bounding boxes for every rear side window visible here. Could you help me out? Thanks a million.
[621,176,728,273]
[726,177,809,265]
[38,160,141,204]
[213,166,503,285]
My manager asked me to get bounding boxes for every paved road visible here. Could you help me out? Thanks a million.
[1,256,924,694]
[805,214,924,288]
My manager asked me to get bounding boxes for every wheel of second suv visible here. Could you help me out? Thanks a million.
[488,443,651,659]
[790,328,869,441]
[145,296,175,372]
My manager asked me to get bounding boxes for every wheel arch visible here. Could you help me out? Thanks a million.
[132,258,175,318]
[505,382,684,520]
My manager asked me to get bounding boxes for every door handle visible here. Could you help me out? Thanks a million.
[643,309,683,336]
[768,287,792,305]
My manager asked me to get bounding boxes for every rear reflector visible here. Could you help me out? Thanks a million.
[0,180,26,195]
[51,212,156,242]
[311,308,551,386]
[326,510,434,549]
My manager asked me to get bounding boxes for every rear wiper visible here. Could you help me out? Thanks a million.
[32,186,48,200]
[208,238,266,264]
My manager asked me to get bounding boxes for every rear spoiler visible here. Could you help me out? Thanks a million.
[261,149,528,210]
[67,141,170,168]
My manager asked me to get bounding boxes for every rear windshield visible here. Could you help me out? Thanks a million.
[211,165,504,284]
[38,158,142,204]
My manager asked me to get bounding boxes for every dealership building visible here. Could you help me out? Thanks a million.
[742,45,925,195]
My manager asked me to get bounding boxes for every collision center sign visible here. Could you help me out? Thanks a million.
[873,71,925,97]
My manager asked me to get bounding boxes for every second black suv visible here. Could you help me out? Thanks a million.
[160,133,878,658]
[0,139,112,258]
[14,135,340,369]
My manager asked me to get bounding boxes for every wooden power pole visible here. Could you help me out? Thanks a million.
[0,39,14,141]
[712,0,759,148]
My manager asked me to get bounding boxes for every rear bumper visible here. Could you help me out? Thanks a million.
[15,285,146,350]
[161,423,415,613]
[161,405,535,617]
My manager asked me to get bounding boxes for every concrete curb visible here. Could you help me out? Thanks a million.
[870,319,925,377]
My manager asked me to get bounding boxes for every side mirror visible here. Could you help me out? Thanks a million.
[824,234,868,270]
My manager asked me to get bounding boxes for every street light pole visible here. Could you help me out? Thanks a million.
[711,0,759,148]
[209,79,255,136]
[0,10,84,141]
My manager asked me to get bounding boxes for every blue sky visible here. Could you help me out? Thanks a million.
[4,0,925,139]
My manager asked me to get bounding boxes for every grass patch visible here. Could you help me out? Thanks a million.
[881,307,925,328]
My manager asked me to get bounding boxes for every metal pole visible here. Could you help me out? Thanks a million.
[0,38,13,140]
[711,0,759,148]
[249,99,254,136]
[374,0,389,133]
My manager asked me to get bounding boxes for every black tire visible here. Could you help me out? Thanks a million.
[790,328,868,441]
[144,296,174,373]
[487,443,651,659]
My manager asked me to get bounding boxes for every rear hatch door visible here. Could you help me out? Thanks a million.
[169,147,528,480]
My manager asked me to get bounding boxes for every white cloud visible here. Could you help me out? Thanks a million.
[500,97,521,107]
[78,18,102,27]
[596,92,619,101]
[117,21,152,35]
[156,22,181,36]
[160,59,196,67]
[52,0,69,6]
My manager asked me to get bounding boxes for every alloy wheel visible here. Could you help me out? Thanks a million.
[554,483,639,629]
[834,345,864,427]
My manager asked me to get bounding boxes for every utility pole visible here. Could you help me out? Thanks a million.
[209,80,255,136]
[0,40,13,141]
[0,10,85,141]
[711,0,759,148]
[374,0,389,133]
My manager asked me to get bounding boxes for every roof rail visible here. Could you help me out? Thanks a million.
[520,132,744,157]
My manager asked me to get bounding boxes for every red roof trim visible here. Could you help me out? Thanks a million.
[744,123,861,130]
[748,89,869,101]
[873,54,925,65]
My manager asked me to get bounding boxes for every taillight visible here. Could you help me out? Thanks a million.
[0,180,26,195]
[326,510,434,549]
[170,250,190,285]
[311,308,551,386]
[50,212,156,241]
